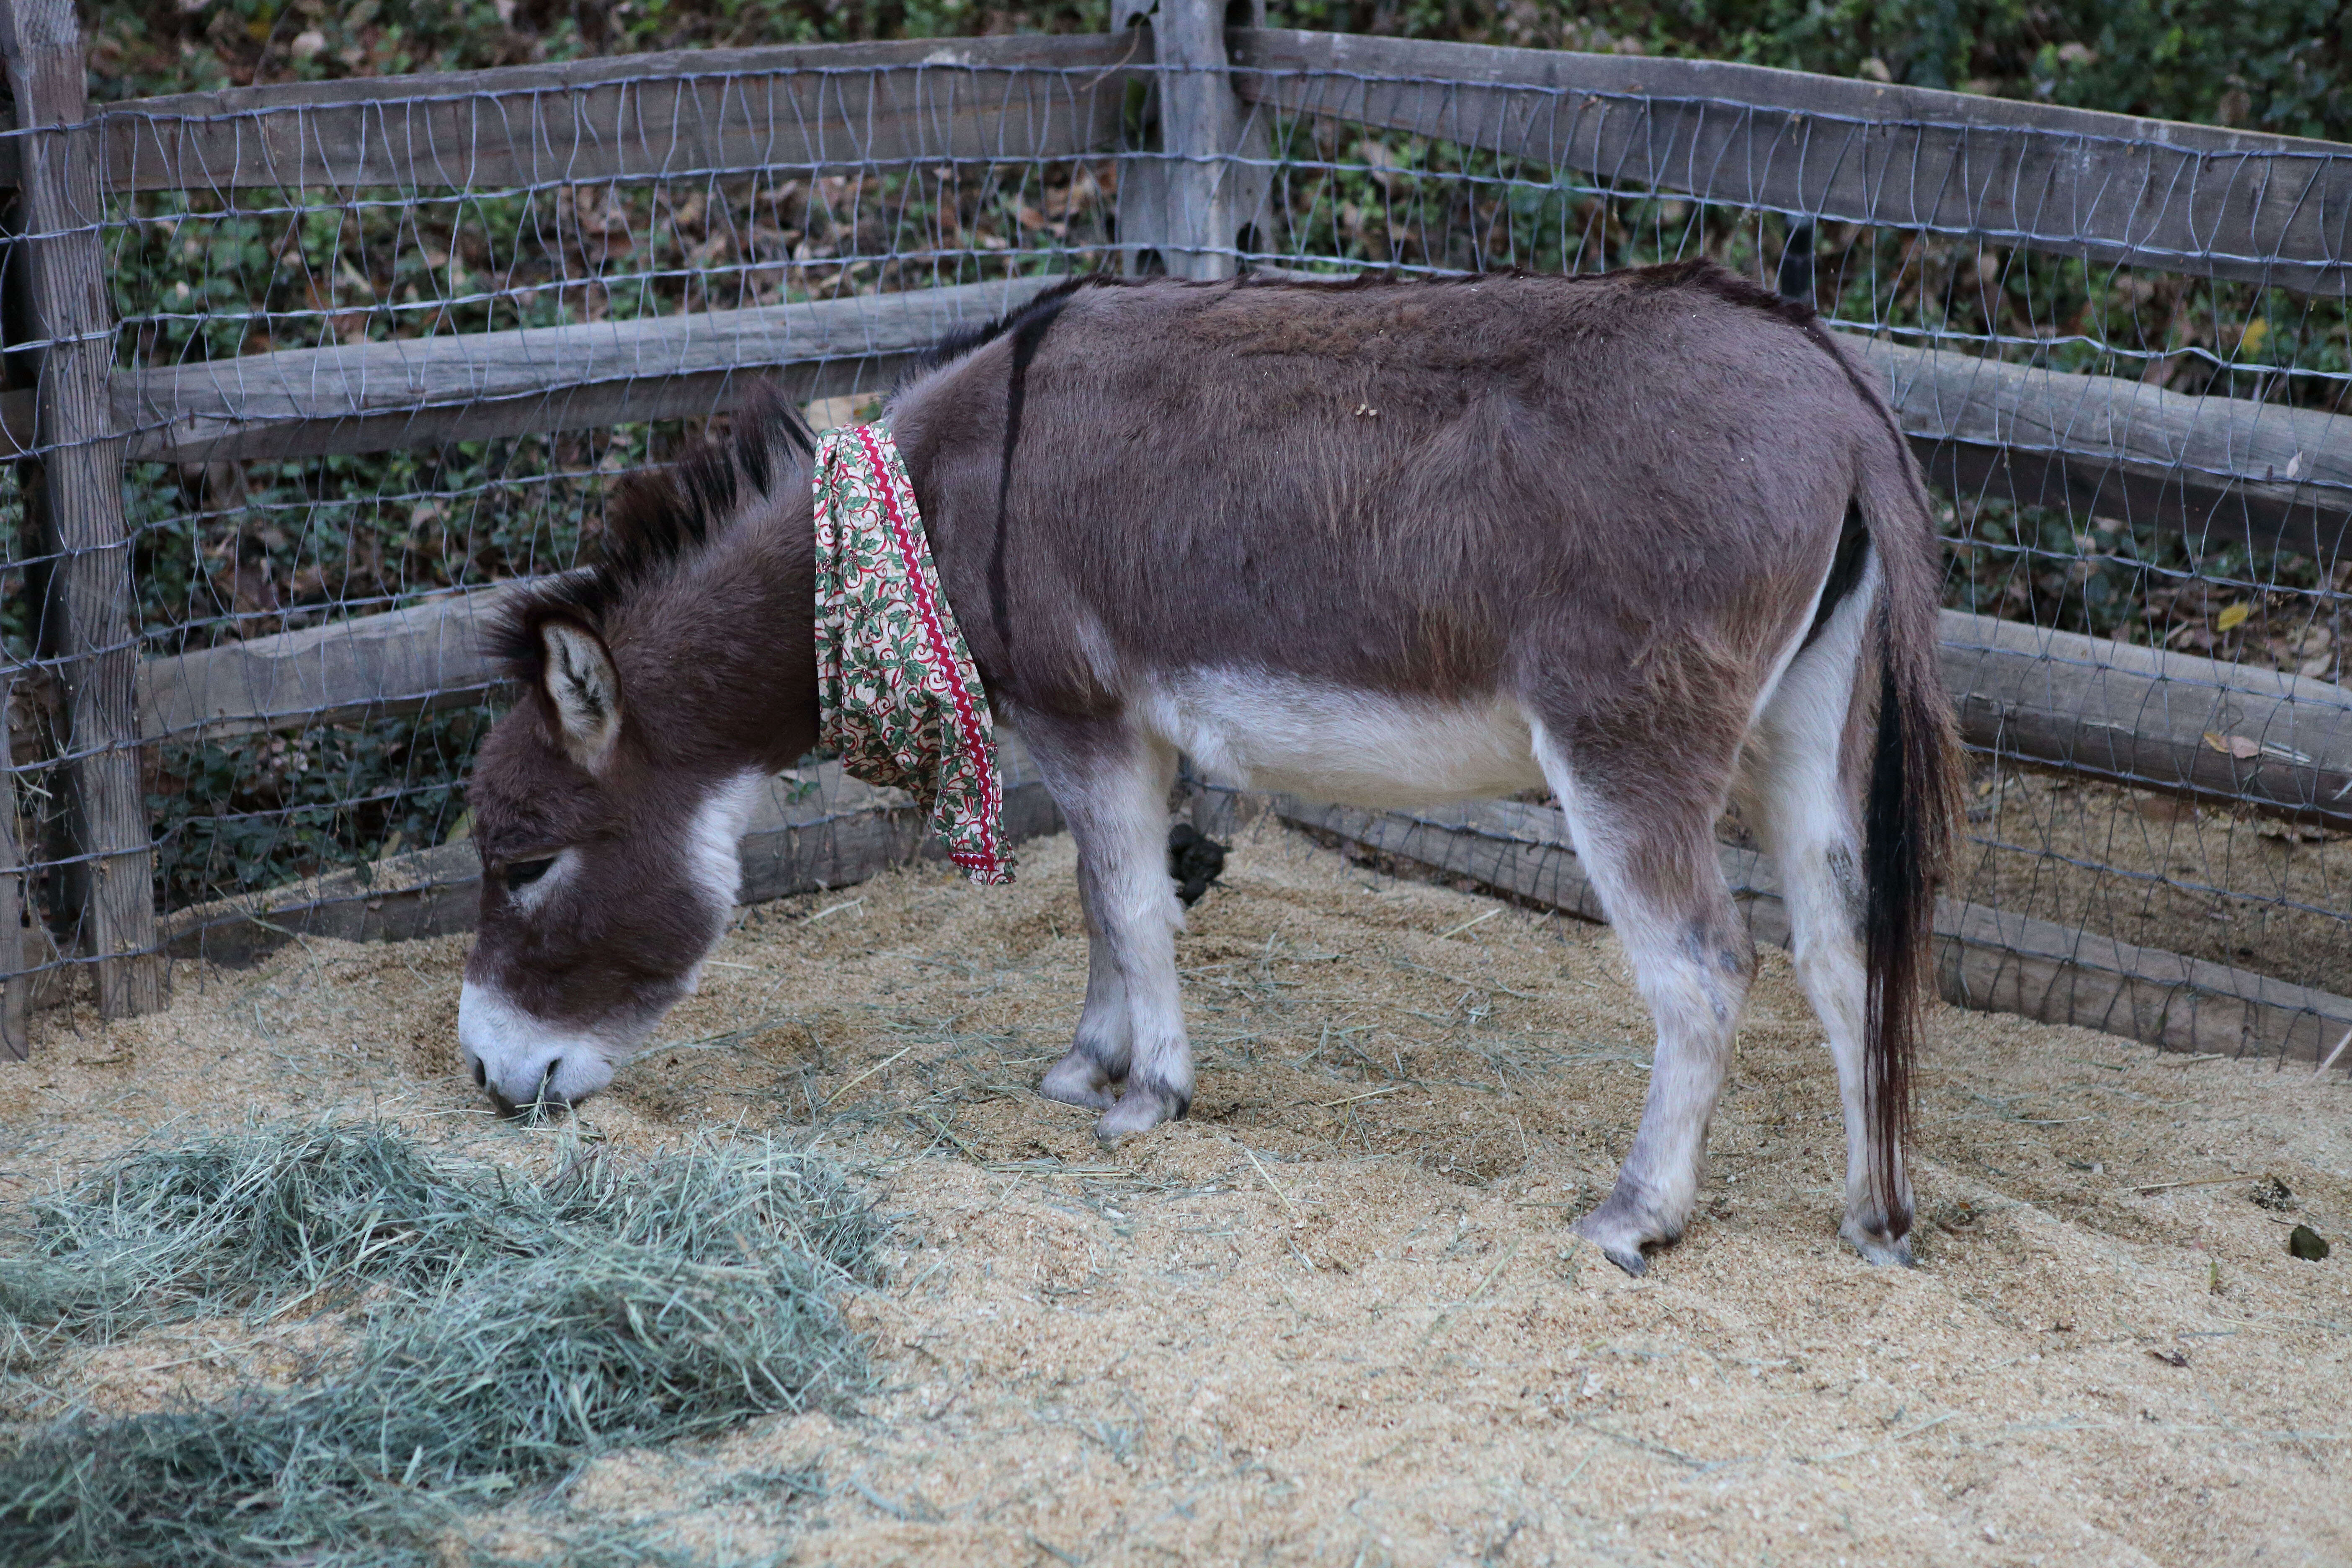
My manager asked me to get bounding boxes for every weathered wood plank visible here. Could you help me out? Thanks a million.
[1232,27,2352,291]
[1862,336,2352,561]
[2,0,163,1016]
[119,273,1062,464]
[1279,795,2352,1067]
[137,580,548,743]
[163,735,1063,967]
[99,33,1144,193]
[1940,608,2352,829]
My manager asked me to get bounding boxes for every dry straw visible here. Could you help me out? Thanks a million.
[0,1119,882,1567]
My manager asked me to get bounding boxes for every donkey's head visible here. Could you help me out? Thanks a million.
[458,406,817,1113]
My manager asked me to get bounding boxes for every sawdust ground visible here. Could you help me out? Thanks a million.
[3,823,2348,1568]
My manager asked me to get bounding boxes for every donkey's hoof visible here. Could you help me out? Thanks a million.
[1093,1083,1186,1144]
[1840,1215,1917,1268]
[1038,1049,1119,1112]
[1572,1196,1674,1277]
[1573,1227,1650,1277]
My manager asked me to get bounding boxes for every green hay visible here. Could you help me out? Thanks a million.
[0,1124,880,1568]
[543,1141,883,1286]
[0,1121,546,1356]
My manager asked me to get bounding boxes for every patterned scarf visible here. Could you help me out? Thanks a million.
[811,424,1012,886]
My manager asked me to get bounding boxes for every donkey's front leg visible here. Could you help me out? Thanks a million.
[1024,718,1189,1141]
[1037,885,1130,1112]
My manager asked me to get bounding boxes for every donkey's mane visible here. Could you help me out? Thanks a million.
[488,384,812,681]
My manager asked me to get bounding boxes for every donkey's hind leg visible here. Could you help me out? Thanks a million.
[1536,725,1754,1277]
[1023,716,1190,1141]
[1744,576,1916,1264]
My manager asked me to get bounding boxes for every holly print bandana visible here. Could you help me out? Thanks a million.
[812,424,1012,885]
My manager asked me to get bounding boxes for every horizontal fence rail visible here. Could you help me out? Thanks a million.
[127,576,2352,826]
[96,35,1145,195]
[1870,338,2352,562]
[115,275,1061,464]
[1279,795,2352,1066]
[0,34,1147,191]
[1231,27,2352,292]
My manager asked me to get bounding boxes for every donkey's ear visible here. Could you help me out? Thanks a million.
[539,619,622,771]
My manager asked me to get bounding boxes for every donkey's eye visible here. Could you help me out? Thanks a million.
[505,856,557,894]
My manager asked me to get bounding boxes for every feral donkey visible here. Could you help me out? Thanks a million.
[458,264,1960,1273]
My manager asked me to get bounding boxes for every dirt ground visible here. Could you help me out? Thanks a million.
[3,823,2349,1568]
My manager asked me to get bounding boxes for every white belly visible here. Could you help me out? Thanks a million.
[1135,668,1545,808]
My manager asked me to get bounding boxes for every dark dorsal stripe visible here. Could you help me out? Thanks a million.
[989,287,1084,659]
[920,272,1104,375]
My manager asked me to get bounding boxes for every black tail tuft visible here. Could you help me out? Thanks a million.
[1860,618,1948,1239]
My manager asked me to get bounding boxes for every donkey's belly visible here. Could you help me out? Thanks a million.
[1136,669,1546,808]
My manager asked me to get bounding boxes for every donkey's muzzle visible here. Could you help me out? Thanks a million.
[457,979,619,1113]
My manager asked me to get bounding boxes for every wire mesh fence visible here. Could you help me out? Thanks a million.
[2,33,1146,1027]
[5,12,2349,1065]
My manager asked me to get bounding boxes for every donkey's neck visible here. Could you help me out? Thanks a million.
[612,498,819,777]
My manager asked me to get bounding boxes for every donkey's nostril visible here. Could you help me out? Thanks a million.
[472,1059,487,1088]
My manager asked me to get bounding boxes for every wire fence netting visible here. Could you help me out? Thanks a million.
[3,38,2348,1057]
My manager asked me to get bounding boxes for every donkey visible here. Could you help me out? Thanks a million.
[457,264,1958,1274]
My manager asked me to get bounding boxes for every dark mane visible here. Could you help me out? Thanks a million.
[489,383,812,680]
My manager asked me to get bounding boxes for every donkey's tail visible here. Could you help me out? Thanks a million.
[1851,429,1963,1239]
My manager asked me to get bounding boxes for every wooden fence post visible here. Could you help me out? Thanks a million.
[0,0,162,1018]
[1117,0,1267,281]
[0,667,25,1058]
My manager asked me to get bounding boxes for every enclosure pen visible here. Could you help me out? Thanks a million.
[0,0,2347,1080]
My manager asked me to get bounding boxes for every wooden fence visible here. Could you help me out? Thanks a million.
[4,0,2349,1069]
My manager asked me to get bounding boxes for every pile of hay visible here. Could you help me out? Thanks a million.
[0,1121,881,1567]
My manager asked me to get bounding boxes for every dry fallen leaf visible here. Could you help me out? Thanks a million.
[2216,601,2251,633]
[2203,732,2263,761]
